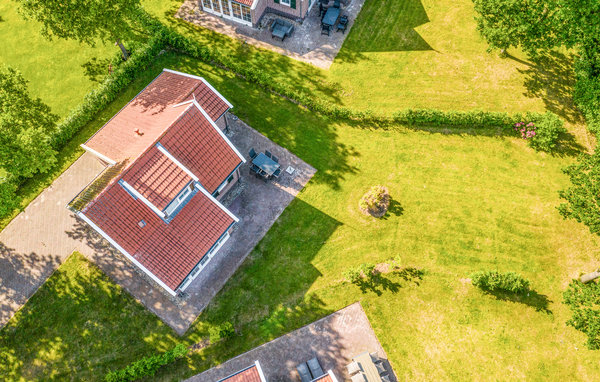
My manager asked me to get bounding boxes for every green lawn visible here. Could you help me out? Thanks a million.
[0,3,117,117]
[1,52,599,380]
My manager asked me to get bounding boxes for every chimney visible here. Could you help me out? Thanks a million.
[134,128,144,136]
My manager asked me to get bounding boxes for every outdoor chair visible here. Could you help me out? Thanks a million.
[337,15,348,33]
[249,147,257,159]
[272,167,282,178]
[296,362,312,382]
[375,362,386,374]
[270,18,294,41]
[333,0,340,8]
[271,154,279,163]
[380,375,391,382]
[321,24,331,36]
[346,361,360,375]
[319,3,326,18]
[370,351,381,364]
[307,357,325,378]
[265,150,272,158]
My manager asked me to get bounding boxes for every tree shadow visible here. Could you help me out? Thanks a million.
[396,267,424,286]
[354,267,424,296]
[481,288,552,314]
[382,198,404,220]
[518,50,584,124]
[342,0,432,54]
[81,57,115,83]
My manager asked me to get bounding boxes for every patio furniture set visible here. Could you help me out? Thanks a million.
[270,18,294,41]
[347,352,391,382]
[297,356,326,382]
[249,148,282,181]
[320,0,349,35]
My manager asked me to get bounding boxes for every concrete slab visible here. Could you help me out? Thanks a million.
[176,0,365,69]
[186,302,397,382]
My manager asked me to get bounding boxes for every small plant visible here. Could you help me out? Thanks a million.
[359,185,390,217]
[208,321,236,344]
[104,343,188,382]
[343,263,376,284]
[514,121,537,139]
[470,271,530,294]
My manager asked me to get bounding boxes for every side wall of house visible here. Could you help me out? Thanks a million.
[215,168,240,200]
[255,0,311,24]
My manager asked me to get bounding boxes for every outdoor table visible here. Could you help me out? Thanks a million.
[272,24,287,40]
[322,7,340,28]
[352,352,383,382]
[252,153,280,177]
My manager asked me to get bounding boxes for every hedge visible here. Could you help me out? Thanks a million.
[471,270,531,294]
[104,344,188,382]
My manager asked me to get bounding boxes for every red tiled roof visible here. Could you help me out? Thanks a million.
[233,0,254,7]
[219,365,262,382]
[313,375,333,382]
[85,70,230,164]
[121,145,192,210]
[161,106,242,193]
[83,181,235,290]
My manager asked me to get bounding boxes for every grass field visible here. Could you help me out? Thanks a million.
[1,52,599,380]
[0,3,117,117]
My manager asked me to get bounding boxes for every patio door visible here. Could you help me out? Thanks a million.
[211,0,222,14]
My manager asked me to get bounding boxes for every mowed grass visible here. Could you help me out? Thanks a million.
[1,53,600,380]
[0,2,117,117]
[143,0,579,118]
[0,253,178,380]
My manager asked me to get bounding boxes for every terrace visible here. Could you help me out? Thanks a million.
[176,0,365,68]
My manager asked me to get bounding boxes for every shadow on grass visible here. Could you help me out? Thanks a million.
[341,0,432,55]
[382,198,404,220]
[355,267,424,296]
[82,57,114,83]
[481,288,552,314]
[518,50,583,125]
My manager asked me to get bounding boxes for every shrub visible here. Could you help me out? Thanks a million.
[359,185,390,217]
[343,263,376,284]
[104,343,188,382]
[470,271,530,294]
[208,321,236,344]
[526,112,566,152]
[563,279,600,349]
[0,179,19,218]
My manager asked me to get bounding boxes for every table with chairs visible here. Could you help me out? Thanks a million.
[319,0,350,35]
[249,147,282,181]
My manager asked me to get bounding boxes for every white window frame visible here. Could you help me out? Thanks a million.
[201,0,252,27]
[280,0,291,6]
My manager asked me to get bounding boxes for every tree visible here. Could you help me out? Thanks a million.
[13,0,144,60]
[471,0,600,56]
[558,152,600,235]
[0,66,58,178]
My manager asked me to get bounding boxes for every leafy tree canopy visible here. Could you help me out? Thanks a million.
[558,152,600,235]
[472,0,600,55]
[13,0,143,58]
[0,66,58,178]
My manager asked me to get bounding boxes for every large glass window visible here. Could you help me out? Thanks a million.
[220,0,230,15]
[241,5,251,22]
[210,0,221,13]
[202,0,211,9]
[231,2,242,19]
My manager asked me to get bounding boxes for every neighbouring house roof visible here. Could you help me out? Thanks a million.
[84,69,232,164]
[76,69,244,293]
[234,0,255,7]
[218,363,265,382]
[313,374,334,382]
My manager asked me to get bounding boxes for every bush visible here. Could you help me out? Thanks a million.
[526,112,566,152]
[343,263,376,284]
[359,185,390,217]
[563,279,600,349]
[208,321,236,344]
[0,179,19,218]
[470,271,530,294]
[104,344,188,382]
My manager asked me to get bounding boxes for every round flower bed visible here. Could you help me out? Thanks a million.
[358,185,390,218]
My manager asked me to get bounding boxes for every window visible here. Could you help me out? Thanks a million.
[164,183,194,217]
[231,2,242,19]
[241,5,251,22]
[280,0,291,5]
[202,0,211,9]
[221,0,230,15]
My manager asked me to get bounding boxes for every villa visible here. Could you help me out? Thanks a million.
[200,0,319,27]
[70,69,246,297]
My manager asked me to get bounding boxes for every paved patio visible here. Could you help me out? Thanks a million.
[186,302,397,382]
[65,113,316,335]
[176,0,365,69]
